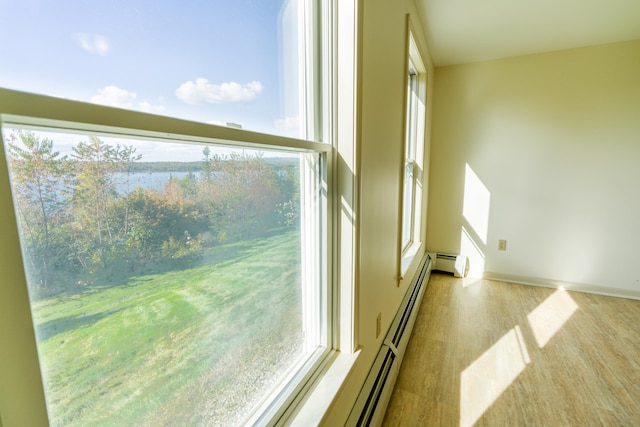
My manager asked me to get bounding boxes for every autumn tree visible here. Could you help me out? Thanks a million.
[6,131,298,293]
[202,152,281,241]
[114,144,142,236]
[125,188,209,263]
[7,130,72,289]
[71,137,140,271]
[274,161,300,227]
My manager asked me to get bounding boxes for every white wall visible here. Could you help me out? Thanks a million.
[427,39,640,295]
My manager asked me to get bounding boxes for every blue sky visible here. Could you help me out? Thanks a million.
[0,0,301,159]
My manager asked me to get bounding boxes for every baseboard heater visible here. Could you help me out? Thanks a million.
[346,253,433,426]
[432,253,468,278]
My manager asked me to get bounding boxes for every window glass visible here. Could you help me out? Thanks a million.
[402,70,419,251]
[401,32,426,268]
[2,126,325,426]
[0,0,310,139]
[402,160,414,248]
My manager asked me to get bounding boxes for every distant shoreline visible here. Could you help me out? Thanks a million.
[112,157,299,173]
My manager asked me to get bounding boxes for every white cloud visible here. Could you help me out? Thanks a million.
[90,86,165,114]
[91,85,137,109]
[74,33,111,56]
[176,78,263,104]
[139,101,166,114]
[274,116,299,131]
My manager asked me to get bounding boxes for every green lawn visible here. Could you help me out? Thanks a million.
[31,229,303,426]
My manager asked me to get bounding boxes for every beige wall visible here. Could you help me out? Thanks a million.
[427,39,640,294]
[323,0,434,423]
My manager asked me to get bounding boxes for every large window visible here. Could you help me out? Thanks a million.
[2,124,327,426]
[400,32,427,274]
[0,0,333,425]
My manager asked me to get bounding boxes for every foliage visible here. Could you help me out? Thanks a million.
[5,131,301,297]
[125,188,209,261]
[7,131,72,289]
[201,152,283,241]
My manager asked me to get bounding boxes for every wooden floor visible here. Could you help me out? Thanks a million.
[383,273,640,426]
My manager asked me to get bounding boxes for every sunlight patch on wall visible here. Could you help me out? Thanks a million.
[463,163,490,244]
[527,289,578,348]
[341,195,355,224]
[461,226,485,278]
[460,326,530,427]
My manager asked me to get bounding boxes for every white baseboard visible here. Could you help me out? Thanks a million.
[482,271,640,301]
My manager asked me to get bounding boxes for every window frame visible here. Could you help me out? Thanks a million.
[0,80,333,427]
[402,66,419,251]
[399,29,427,279]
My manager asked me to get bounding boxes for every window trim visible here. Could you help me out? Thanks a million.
[0,91,330,154]
[0,87,334,426]
[399,25,427,280]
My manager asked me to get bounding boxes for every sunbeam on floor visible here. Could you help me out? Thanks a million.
[527,288,578,348]
[460,326,530,427]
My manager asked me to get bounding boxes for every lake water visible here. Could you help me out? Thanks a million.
[115,171,202,193]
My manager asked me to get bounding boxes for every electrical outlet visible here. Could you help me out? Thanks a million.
[498,239,507,251]
[376,313,381,338]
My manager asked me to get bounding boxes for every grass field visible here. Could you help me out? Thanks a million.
[31,229,303,426]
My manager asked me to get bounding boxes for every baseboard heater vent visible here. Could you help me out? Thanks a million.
[390,253,431,349]
[433,253,468,278]
[346,254,433,427]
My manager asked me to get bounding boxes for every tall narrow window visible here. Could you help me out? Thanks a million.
[402,67,419,250]
[400,32,426,274]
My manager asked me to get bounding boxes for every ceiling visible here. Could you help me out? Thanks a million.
[414,0,640,66]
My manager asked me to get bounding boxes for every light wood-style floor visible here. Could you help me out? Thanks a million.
[383,273,640,426]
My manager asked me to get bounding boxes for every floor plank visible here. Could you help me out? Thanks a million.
[383,273,640,426]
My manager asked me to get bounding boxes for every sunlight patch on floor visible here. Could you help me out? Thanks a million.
[460,325,530,427]
[461,276,482,288]
[527,288,578,348]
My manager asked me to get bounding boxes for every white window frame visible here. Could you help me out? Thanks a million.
[0,87,333,426]
[399,30,427,278]
[0,89,332,424]
[402,67,419,249]
[0,0,368,423]
[0,0,338,414]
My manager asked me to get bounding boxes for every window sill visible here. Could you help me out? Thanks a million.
[285,349,361,426]
[400,241,423,280]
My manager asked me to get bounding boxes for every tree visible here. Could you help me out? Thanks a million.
[113,144,142,236]
[7,130,72,289]
[274,162,300,227]
[202,146,212,182]
[125,188,209,263]
[6,131,295,293]
[200,152,281,241]
[71,136,121,269]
